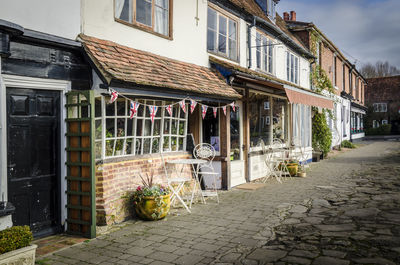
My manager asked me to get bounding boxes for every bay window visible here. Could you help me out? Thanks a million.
[256,32,274,74]
[286,51,299,84]
[207,7,238,61]
[114,0,171,37]
[95,96,187,159]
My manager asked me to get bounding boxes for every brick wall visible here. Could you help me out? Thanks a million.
[335,57,343,92]
[343,64,350,94]
[95,152,191,226]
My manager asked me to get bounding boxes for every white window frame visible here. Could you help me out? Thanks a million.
[382,120,388,125]
[95,96,188,160]
[373,103,387,113]
[207,6,239,61]
[286,51,299,84]
[256,31,274,74]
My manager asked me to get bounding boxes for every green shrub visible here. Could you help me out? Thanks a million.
[365,124,392,135]
[341,140,356,149]
[312,111,332,156]
[0,226,33,254]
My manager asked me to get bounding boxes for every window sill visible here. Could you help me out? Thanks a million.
[255,68,274,77]
[115,18,173,41]
[207,51,239,64]
[96,151,189,165]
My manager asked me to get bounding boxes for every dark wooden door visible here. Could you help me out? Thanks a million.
[7,88,61,237]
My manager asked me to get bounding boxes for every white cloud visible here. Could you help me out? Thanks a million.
[277,0,400,68]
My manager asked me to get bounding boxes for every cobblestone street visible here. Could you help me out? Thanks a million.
[38,141,400,265]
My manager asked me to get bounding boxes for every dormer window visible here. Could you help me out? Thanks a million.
[114,0,172,38]
[255,0,277,20]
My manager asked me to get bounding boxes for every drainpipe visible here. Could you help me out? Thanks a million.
[248,17,256,69]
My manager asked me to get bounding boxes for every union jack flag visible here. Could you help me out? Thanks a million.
[166,104,173,116]
[223,106,227,116]
[148,105,158,123]
[130,101,140,119]
[201,105,208,119]
[109,88,118,104]
[179,100,186,113]
[213,107,218,118]
[190,99,197,113]
[230,102,236,112]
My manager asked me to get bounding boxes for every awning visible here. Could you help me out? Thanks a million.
[284,86,333,109]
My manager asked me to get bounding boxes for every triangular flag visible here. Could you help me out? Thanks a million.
[230,102,236,112]
[109,88,118,104]
[223,106,227,116]
[166,105,173,116]
[213,107,218,118]
[201,105,208,119]
[129,101,140,119]
[179,100,186,113]
[148,105,158,123]
[190,99,197,113]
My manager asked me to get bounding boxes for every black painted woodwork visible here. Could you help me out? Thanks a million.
[7,88,62,237]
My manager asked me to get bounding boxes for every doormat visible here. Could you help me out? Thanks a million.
[235,183,266,190]
[34,234,87,257]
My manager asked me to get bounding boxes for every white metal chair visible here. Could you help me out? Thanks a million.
[262,140,283,183]
[193,143,219,203]
[160,153,192,213]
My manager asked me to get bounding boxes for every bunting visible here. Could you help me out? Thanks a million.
[201,105,208,119]
[109,88,119,104]
[148,105,158,123]
[213,107,218,118]
[129,101,140,119]
[166,104,173,116]
[223,106,227,116]
[190,99,197,113]
[230,102,236,112]
[179,100,186,113]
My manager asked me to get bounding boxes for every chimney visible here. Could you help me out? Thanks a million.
[290,11,296,21]
[283,12,290,21]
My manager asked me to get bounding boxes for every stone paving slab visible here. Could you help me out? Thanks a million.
[37,141,400,264]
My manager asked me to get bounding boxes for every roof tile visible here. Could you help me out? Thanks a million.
[79,34,240,99]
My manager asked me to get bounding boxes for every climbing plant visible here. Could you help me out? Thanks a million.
[312,111,332,156]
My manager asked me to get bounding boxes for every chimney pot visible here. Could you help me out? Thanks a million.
[290,11,296,21]
[283,12,290,21]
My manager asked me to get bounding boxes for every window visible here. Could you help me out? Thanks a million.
[373,103,387,112]
[207,7,238,61]
[256,32,273,74]
[382,120,388,125]
[286,51,299,84]
[95,96,187,159]
[256,0,276,20]
[293,104,311,147]
[202,110,219,152]
[115,0,171,37]
[373,120,379,128]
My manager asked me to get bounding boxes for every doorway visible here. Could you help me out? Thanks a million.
[7,88,62,237]
[230,101,246,187]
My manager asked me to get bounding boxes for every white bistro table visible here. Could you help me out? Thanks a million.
[167,159,207,210]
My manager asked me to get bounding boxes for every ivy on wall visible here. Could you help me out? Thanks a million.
[312,111,332,156]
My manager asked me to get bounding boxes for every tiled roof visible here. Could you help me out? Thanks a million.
[275,14,307,50]
[227,0,271,22]
[79,34,241,99]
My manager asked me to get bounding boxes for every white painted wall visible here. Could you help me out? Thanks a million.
[0,0,81,40]
[82,0,209,67]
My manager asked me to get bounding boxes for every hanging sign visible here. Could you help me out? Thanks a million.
[179,100,186,113]
[166,105,173,116]
[148,105,158,123]
[129,101,140,119]
[201,105,208,119]
[213,107,218,118]
[190,99,197,113]
[109,88,119,104]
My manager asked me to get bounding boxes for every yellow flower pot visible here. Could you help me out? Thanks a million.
[135,194,171,221]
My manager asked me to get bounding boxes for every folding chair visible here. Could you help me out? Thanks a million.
[193,143,219,203]
[160,153,191,213]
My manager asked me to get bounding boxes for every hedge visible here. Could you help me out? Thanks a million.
[365,124,392,135]
[0,226,33,254]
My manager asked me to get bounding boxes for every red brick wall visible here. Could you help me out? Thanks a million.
[366,76,400,106]
[335,57,343,91]
[95,152,191,226]
[343,64,350,94]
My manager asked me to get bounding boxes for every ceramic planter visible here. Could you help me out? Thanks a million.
[286,163,299,176]
[135,194,171,221]
[0,244,37,265]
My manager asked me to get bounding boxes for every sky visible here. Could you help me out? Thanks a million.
[276,0,400,70]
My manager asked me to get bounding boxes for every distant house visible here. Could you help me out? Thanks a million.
[365,75,400,134]
[284,11,367,144]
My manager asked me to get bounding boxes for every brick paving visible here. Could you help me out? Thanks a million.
[37,140,400,265]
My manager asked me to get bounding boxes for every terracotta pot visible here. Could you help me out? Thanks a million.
[135,194,171,221]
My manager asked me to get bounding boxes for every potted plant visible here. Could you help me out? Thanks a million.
[279,160,299,176]
[0,226,36,265]
[131,173,171,221]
